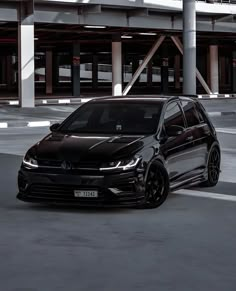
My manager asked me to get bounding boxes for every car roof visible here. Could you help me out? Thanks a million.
[90,95,198,104]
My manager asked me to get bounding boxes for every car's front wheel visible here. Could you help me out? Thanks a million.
[144,161,170,208]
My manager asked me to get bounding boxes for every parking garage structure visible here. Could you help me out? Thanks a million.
[0,0,236,107]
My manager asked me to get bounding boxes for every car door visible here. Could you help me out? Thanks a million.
[180,99,209,177]
[160,101,195,183]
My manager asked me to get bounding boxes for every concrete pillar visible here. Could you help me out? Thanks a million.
[232,51,236,93]
[209,45,219,94]
[161,44,169,94]
[53,53,59,88]
[132,57,139,84]
[0,56,6,85]
[220,56,226,88]
[112,37,122,96]
[72,42,80,97]
[18,0,35,107]
[92,54,98,89]
[147,61,153,87]
[183,0,196,95]
[6,55,13,89]
[174,54,181,90]
[46,50,53,95]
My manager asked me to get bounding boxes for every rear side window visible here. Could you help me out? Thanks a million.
[181,101,200,127]
[195,105,205,123]
[164,102,185,128]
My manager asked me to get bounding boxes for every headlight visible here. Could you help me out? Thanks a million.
[22,154,38,169]
[100,157,141,171]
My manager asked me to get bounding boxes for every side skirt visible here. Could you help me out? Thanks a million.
[170,173,207,192]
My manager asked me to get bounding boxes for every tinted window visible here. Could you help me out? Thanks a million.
[60,102,162,134]
[195,106,205,123]
[181,101,200,127]
[164,102,185,128]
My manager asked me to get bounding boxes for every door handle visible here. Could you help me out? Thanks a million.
[186,136,193,142]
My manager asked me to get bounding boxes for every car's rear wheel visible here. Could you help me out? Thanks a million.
[203,146,221,187]
[144,161,169,208]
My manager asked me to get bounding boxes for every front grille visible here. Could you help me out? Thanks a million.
[37,160,101,169]
[38,160,61,168]
[73,160,101,169]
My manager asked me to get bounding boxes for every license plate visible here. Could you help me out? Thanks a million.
[74,190,98,198]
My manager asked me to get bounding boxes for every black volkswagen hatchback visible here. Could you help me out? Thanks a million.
[17,96,220,208]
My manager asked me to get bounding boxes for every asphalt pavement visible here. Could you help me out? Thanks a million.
[1,100,236,291]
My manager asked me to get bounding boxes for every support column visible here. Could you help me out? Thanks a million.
[72,42,80,97]
[132,57,139,85]
[92,54,98,89]
[161,44,169,94]
[53,52,59,89]
[112,36,122,96]
[123,36,165,96]
[147,61,153,87]
[183,0,196,95]
[209,45,219,94]
[0,56,6,85]
[171,36,211,94]
[46,50,53,95]
[6,55,13,89]
[18,0,35,107]
[174,54,181,90]
[232,51,236,93]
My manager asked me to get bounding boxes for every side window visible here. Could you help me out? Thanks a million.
[164,102,185,128]
[181,101,200,127]
[196,106,205,123]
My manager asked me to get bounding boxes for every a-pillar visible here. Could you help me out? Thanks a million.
[233,51,236,93]
[209,45,219,94]
[72,42,80,97]
[112,35,122,96]
[18,0,35,107]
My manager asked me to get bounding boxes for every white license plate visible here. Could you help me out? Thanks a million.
[74,190,98,198]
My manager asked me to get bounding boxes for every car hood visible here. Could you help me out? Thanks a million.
[33,132,148,162]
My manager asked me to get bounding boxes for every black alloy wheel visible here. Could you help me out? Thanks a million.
[144,161,169,208]
[203,146,221,187]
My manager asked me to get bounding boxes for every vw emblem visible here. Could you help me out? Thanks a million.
[61,161,72,170]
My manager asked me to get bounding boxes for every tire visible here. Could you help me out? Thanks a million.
[202,146,221,187]
[144,161,170,208]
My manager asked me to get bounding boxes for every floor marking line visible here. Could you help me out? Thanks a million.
[27,121,51,127]
[216,128,236,135]
[58,99,71,104]
[174,189,236,202]
[0,123,8,128]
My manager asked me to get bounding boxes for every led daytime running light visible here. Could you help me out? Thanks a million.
[100,157,140,171]
[23,156,38,169]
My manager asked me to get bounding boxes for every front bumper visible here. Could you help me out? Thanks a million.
[17,168,146,207]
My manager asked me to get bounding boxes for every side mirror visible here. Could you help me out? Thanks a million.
[50,123,60,132]
[166,125,184,137]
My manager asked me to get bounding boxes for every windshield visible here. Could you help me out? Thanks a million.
[60,101,163,135]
